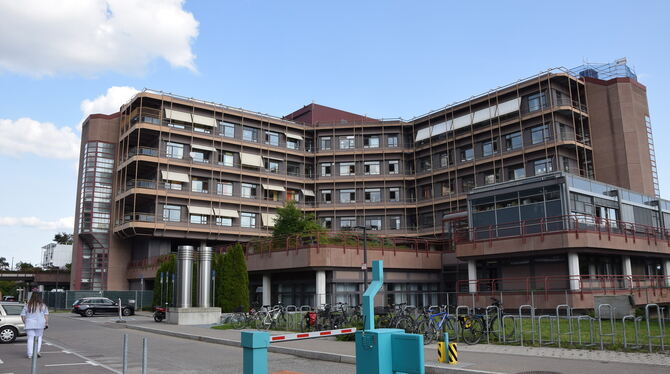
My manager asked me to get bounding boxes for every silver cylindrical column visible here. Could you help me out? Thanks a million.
[198,246,213,308]
[176,245,194,308]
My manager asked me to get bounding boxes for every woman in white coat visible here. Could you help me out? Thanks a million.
[20,293,49,358]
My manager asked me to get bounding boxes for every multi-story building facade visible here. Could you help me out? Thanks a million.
[70,60,670,309]
[40,243,72,269]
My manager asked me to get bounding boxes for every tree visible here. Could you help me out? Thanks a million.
[0,257,9,270]
[53,232,74,245]
[272,201,323,240]
[220,244,249,312]
[152,255,176,307]
[65,263,72,271]
[15,262,36,271]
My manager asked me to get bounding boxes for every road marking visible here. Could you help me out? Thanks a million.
[44,362,92,367]
[43,339,121,374]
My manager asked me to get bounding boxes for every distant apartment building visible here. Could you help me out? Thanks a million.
[41,243,72,269]
[69,60,670,309]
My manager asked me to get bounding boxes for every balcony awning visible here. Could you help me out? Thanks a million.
[188,206,213,215]
[164,108,192,123]
[160,171,189,183]
[191,144,216,152]
[262,184,286,192]
[301,189,315,197]
[240,152,264,167]
[213,208,239,218]
[286,133,303,141]
[192,114,217,127]
[261,213,278,227]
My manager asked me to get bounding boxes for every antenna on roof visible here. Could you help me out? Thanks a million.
[615,57,627,65]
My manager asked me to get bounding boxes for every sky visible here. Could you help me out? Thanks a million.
[1,0,669,267]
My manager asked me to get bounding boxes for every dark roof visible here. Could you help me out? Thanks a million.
[284,103,377,125]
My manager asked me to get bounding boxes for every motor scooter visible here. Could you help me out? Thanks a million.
[153,305,166,322]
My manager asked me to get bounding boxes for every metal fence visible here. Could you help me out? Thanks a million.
[38,290,153,310]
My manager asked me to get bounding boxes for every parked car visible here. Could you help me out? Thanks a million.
[2,296,17,302]
[72,297,135,317]
[0,302,25,343]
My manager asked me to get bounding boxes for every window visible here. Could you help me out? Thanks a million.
[165,181,182,191]
[439,153,449,168]
[190,150,208,163]
[287,189,299,202]
[339,189,356,203]
[216,182,233,196]
[340,217,356,228]
[265,131,279,146]
[534,158,553,175]
[504,132,522,151]
[166,142,184,159]
[163,205,181,222]
[321,163,332,176]
[440,182,452,196]
[191,178,208,193]
[365,217,382,230]
[387,135,399,148]
[508,165,525,181]
[530,124,551,144]
[482,139,498,157]
[287,162,300,176]
[287,138,299,150]
[243,127,258,142]
[389,216,401,230]
[364,161,380,175]
[340,162,355,176]
[484,172,498,185]
[339,136,355,149]
[241,212,256,228]
[320,136,332,150]
[461,177,475,192]
[321,217,332,229]
[460,146,474,162]
[421,185,432,199]
[241,183,257,199]
[419,157,431,171]
[1,304,23,315]
[219,152,234,167]
[190,214,208,224]
[364,135,380,148]
[389,187,400,202]
[216,217,232,226]
[528,92,547,112]
[321,190,332,204]
[265,160,280,173]
[365,188,381,202]
[388,160,399,174]
[219,121,235,137]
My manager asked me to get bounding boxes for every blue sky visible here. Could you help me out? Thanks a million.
[1,0,669,267]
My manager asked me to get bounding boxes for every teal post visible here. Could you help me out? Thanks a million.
[444,332,449,344]
[363,260,383,330]
[241,331,269,374]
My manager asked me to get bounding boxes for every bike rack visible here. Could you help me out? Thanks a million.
[555,304,574,348]
[538,315,555,346]
[597,303,615,350]
[622,315,641,350]
[502,314,518,343]
[455,305,471,343]
[485,305,500,344]
[518,305,535,346]
[576,315,596,346]
[645,303,665,352]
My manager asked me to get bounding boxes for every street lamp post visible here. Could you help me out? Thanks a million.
[353,225,377,298]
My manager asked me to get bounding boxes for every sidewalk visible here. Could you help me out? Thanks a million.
[119,317,670,374]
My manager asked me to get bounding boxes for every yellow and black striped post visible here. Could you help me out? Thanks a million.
[448,342,458,365]
[437,341,446,363]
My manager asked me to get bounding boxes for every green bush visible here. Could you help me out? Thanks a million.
[221,244,249,312]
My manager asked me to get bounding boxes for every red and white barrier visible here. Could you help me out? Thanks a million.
[269,328,357,342]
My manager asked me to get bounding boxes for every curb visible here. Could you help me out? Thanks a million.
[123,324,503,374]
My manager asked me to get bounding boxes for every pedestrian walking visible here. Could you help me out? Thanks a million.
[20,292,49,359]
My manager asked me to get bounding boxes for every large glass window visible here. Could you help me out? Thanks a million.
[482,139,498,157]
[460,146,474,162]
[219,152,234,167]
[364,135,380,148]
[265,159,280,173]
[389,216,401,230]
[190,150,208,163]
[241,212,256,228]
[287,162,300,176]
[166,142,184,159]
[265,131,280,146]
[340,217,356,228]
[339,189,356,203]
[365,217,382,230]
[165,181,182,191]
[533,158,553,175]
[243,127,258,142]
[286,138,299,150]
[365,188,381,202]
[508,165,525,181]
[364,161,380,175]
[241,183,257,198]
[320,136,332,150]
[388,160,399,174]
[321,163,332,176]
[216,217,232,226]
[419,157,431,171]
[191,178,208,193]
[163,205,181,222]
[530,124,551,144]
[389,187,400,202]
[340,162,355,176]
[339,136,355,149]
[190,214,208,224]
[321,217,332,229]
[439,153,449,168]
[321,190,332,203]
[504,132,522,151]
[387,135,399,148]
[216,182,233,196]
[219,121,235,137]
[527,92,547,112]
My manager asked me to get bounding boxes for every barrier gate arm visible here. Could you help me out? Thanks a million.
[363,260,384,331]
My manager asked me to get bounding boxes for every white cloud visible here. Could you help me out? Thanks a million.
[0,0,198,77]
[0,118,80,159]
[79,86,139,129]
[0,216,74,231]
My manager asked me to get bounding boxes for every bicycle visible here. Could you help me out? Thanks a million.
[412,305,461,344]
[461,298,515,345]
[257,304,287,330]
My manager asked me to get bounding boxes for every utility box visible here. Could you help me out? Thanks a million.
[355,328,424,374]
[594,295,632,319]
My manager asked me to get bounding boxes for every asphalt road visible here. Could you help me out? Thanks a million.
[0,313,355,374]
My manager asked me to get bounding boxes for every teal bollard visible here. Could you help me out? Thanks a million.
[444,332,449,344]
[241,331,269,374]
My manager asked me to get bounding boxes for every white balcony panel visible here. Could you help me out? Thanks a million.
[192,114,217,127]
[213,208,239,218]
[286,133,303,141]
[164,109,192,123]
[301,189,316,197]
[262,184,286,192]
[188,206,213,215]
[160,171,189,183]
[191,144,216,152]
[261,213,278,227]
[240,152,264,167]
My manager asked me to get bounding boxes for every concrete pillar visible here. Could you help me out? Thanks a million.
[622,256,633,289]
[588,263,597,279]
[316,270,326,307]
[262,275,271,306]
[568,252,580,291]
[664,259,670,287]
[467,260,477,293]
